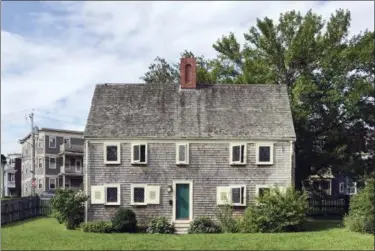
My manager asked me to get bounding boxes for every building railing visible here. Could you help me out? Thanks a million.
[6,181,16,187]
[60,165,83,174]
[59,143,83,154]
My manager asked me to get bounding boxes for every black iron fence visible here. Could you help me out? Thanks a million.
[1,196,52,225]
[307,195,350,218]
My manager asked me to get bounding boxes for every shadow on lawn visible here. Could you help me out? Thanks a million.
[2,216,52,228]
[303,219,344,232]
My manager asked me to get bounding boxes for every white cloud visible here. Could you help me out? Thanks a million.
[1,1,374,154]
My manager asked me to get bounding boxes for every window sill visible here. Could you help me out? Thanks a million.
[256,162,273,165]
[131,162,148,165]
[131,202,147,206]
[104,202,120,206]
[176,162,189,165]
[230,162,246,166]
[104,161,121,165]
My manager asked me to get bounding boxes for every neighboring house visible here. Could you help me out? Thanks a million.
[19,128,84,197]
[3,153,22,197]
[84,57,296,233]
[302,168,357,197]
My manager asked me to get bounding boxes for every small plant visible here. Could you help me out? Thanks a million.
[147,217,174,234]
[81,221,113,233]
[111,208,137,233]
[188,216,221,234]
[50,189,88,230]
[344,179,374,234]
[238,186,308,233]
[216,202,239,233]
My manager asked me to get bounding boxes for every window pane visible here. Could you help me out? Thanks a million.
[231,188,241,203]
[107,187,118,202]
[259,146,270,162]
[134,187,145,203]
[241,186,245,204]
[106,146,118,161]
[133,145,140,161]
[140,145,146,162]
[240,145,245,163]
[178,145,186,162]
[259,188,270,198]
[232,146,240,162]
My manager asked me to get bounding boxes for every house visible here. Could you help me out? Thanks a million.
[3,153,22,197]
[84,57,296,233]
[302,168,357,197]
[19,128,84,196]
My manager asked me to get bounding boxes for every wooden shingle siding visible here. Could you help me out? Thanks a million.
[86,141,292,224]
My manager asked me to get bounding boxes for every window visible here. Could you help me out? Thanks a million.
[66,179,71,190]
[38,179,43,189]
[256,185,279,198]
[176,143,189,165]
[64,138,71,146]
[38,138,44,148]
[49,178,56,190]
[38,158,43,168]
[131,143,147,164]
[217,185,246,206]
[8,173,14,181]
[91,186,105,204]
[76,159,81,172]
[49,136,56,148]
[312,180,331,195]
[104,184,121,205]
[230,143,246,165]
[49,157,56,169]
[104,142,121,164]
[256,143,274,165]
[339,182,345,194]
[347,182,357,195]
[130,184,160,205]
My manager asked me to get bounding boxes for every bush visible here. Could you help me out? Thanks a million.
[238,186,308,233]
[344,179,375,234]
[81,221,113,233]
[188,217,221,234]
[111,208,137,233]
[50,189,88,230]
[147,217,174,234]
[216,203,239,233]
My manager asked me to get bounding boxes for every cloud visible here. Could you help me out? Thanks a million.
[1,1,374,154]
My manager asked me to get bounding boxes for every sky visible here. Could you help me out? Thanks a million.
[1,1,374,155]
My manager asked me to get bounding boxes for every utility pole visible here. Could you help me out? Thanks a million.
[29,111,36,196]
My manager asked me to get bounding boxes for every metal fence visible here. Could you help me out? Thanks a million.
[307,195,350,217]
[1,196,52,225]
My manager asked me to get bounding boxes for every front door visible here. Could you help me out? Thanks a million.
[176,184,190,220]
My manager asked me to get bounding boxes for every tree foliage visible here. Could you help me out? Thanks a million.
[140,9,374,184]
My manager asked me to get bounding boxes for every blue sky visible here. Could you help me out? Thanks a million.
[1,1,374,154]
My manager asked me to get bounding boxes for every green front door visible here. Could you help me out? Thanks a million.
[176,184,190,220]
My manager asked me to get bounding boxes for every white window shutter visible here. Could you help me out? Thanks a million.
[217,186,230,205]
[91,186,105,204]
[146,185,160,204]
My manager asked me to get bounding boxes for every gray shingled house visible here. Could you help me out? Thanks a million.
[84,57,296,233]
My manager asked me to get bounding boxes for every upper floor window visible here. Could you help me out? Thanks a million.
[131,143,147,164]
[230,143,246,165]
[104,142,121,164]
[38,158,43,168]
[49,136,56,148]
[176,143,189,165]
[49,157,56,169]
[256,143,274,165]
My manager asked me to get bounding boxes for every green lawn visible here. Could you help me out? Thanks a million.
[2,217,374,250]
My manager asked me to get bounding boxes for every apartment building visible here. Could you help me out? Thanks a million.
[2,153,22,197]
[19,128,84,196]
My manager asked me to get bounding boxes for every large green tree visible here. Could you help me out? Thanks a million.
[140,9,374,185]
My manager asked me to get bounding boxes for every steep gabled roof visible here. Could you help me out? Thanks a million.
[85,83,296,140]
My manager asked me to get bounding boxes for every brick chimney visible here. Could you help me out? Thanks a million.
[180,57,197,89]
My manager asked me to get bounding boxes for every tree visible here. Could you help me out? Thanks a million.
[140,9,374,185]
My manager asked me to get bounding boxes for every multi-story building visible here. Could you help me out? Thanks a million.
[19,128,84,196]
[3,153,22,197]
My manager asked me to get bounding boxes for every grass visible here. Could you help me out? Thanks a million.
[2,217,374,250]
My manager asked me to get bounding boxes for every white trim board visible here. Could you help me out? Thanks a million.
[172,180,193,223]
[86,138,296,143]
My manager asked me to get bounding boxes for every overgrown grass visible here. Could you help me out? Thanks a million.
[2,217,374,250]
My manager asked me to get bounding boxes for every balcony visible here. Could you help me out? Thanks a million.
[59,143,83,155]
[60,165,83,175]
[6,181,16,188]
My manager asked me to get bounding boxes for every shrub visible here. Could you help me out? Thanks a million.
[344,179,375,234]
[147,217,174,234]
[216,203,239,233]
[238,186,308,233]
[111,208,137,233]
[50,189,88,230]
[188,216,221,234]
[81,221,113,233]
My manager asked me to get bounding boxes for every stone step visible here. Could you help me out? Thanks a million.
[174,222,190,234]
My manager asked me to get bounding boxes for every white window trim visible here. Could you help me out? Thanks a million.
[49,157,56,169]
[130,184,147,205]
[104,184,121,206]
[255,142,274,165]
[38,178,43,189]
[38,158,43,168]
[229,185,247,206]
[49,136,56,148]
[49,178,56,190]
[229,143,247,165]
[131,143,148,165]
[347,182,357,195]
[255,184,273,198]
[176,143,189,165]
[103,142,121,165]
[339,182,345,194]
